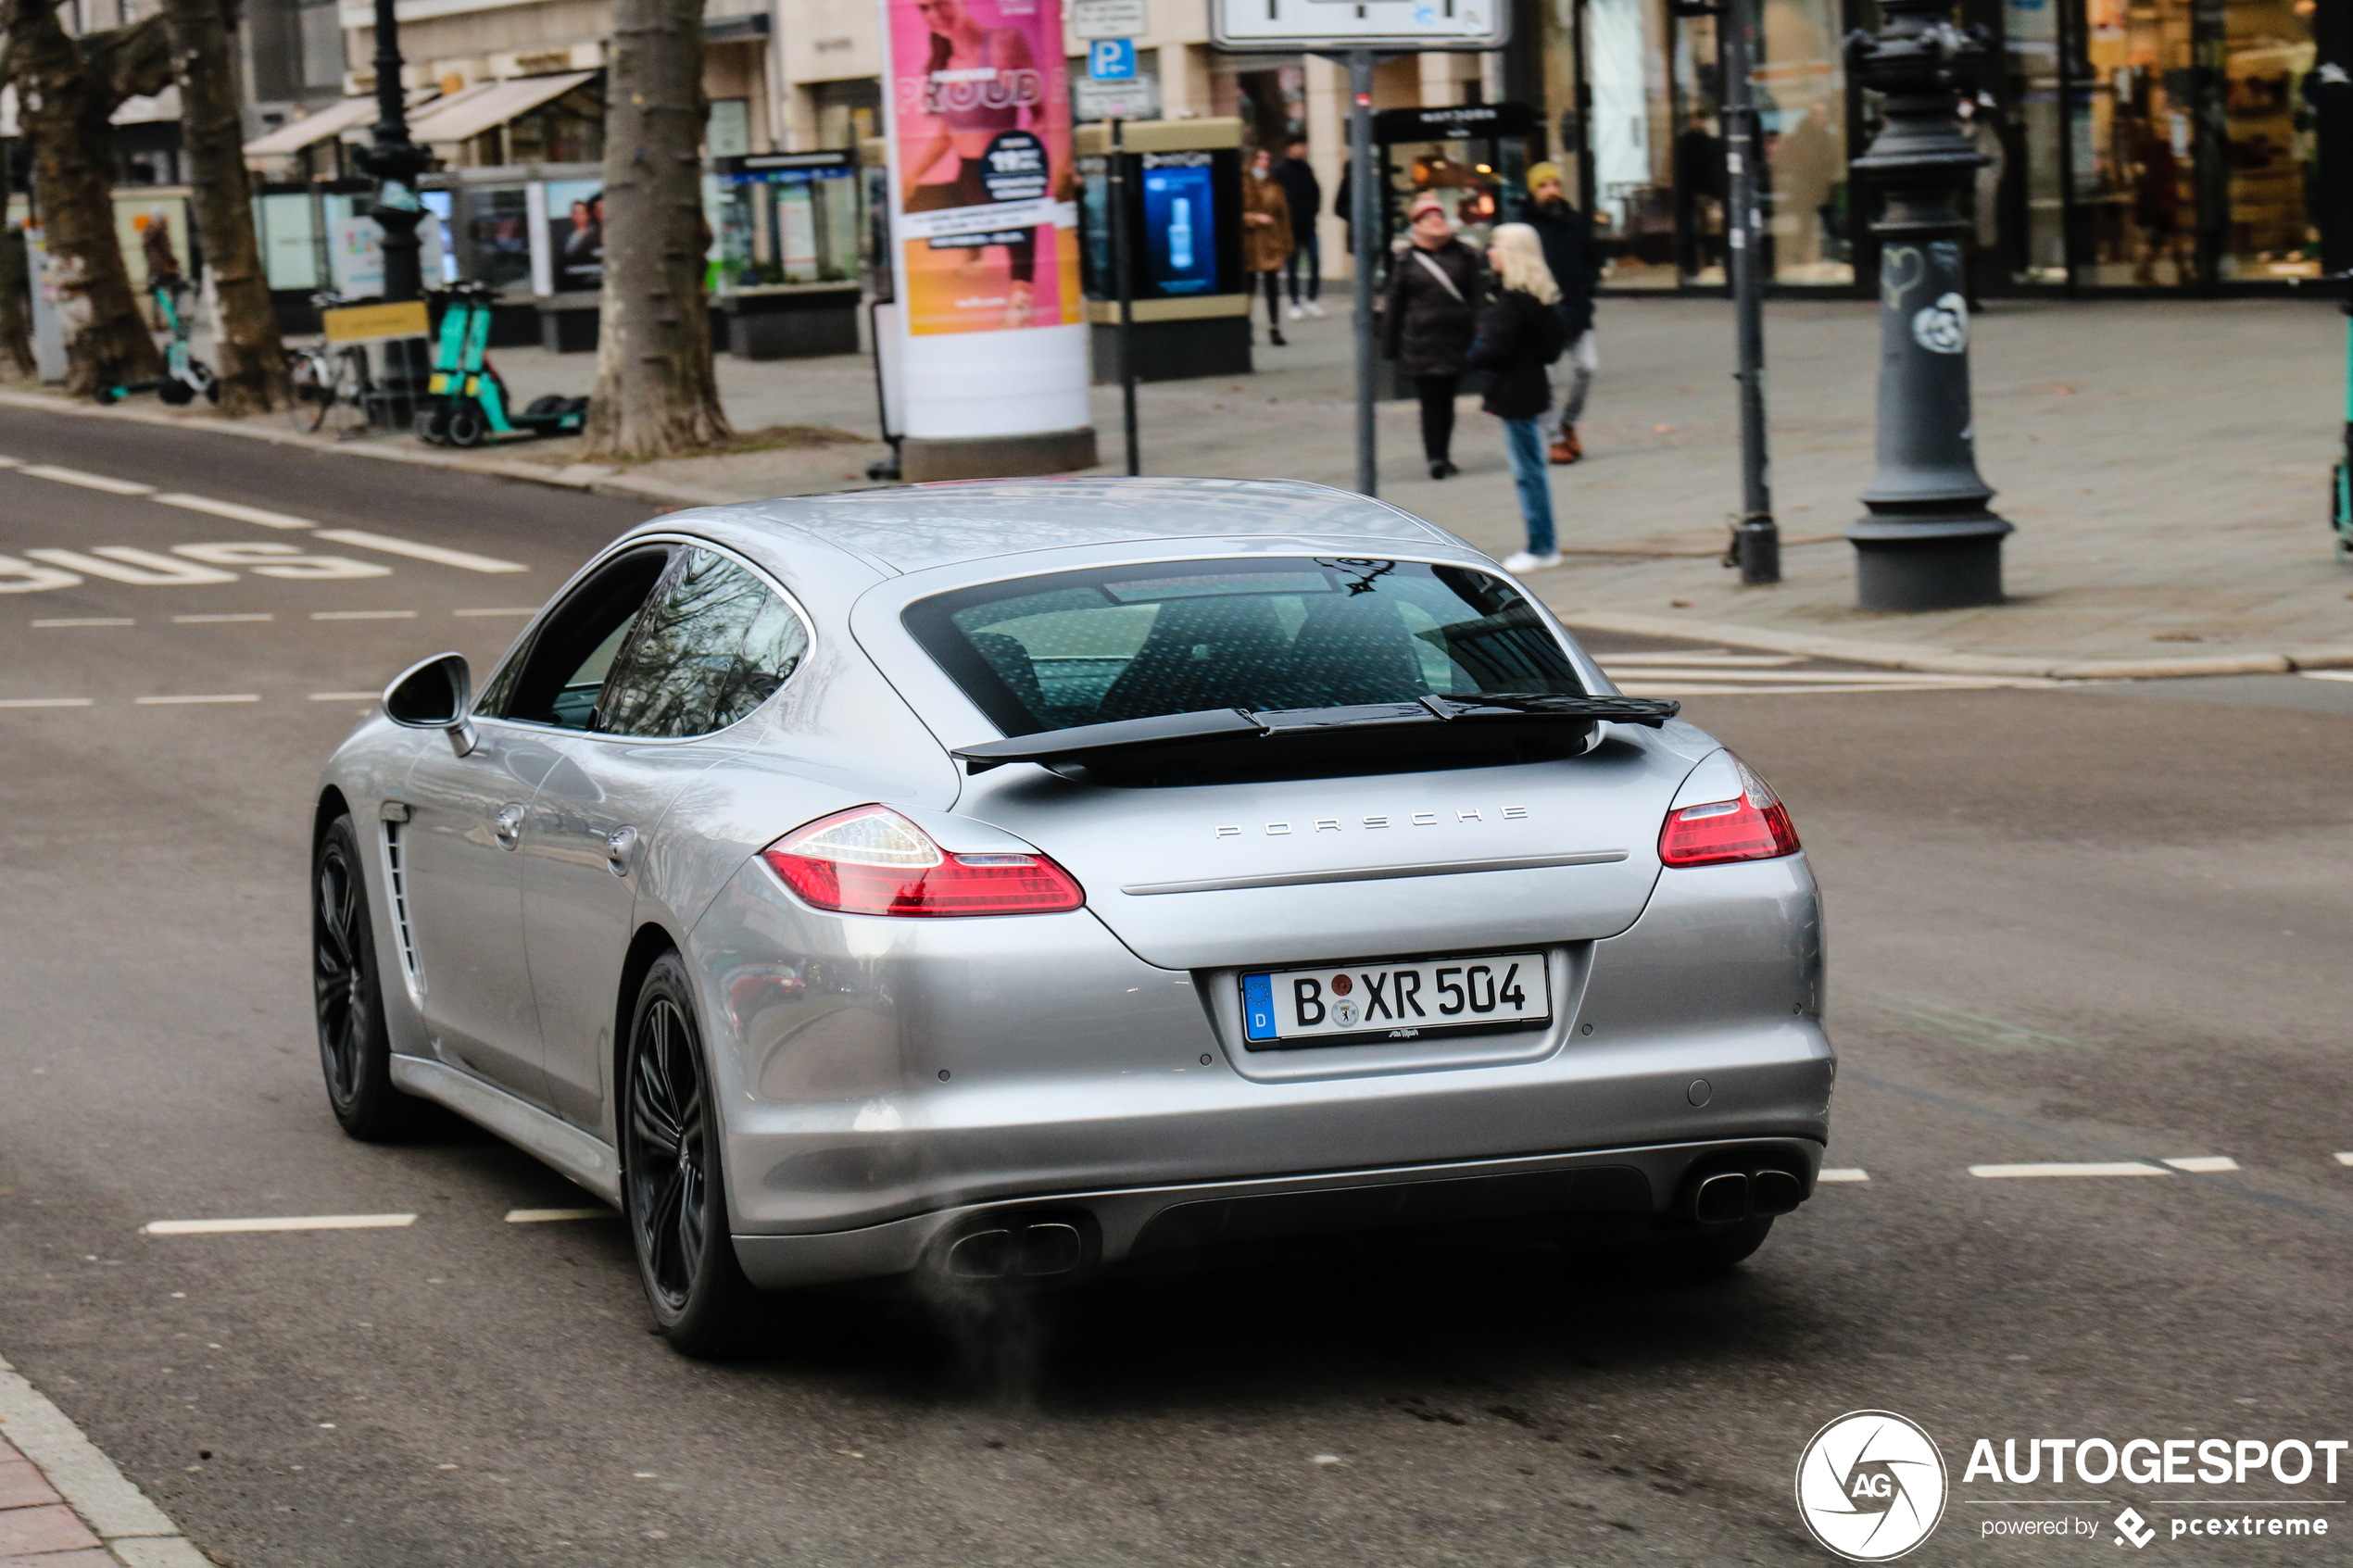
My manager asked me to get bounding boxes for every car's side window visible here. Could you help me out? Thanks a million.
[494,547,673,729]
[595,546,810,739]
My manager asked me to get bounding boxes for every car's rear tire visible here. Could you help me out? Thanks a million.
[313,815,422,1140]
[623,953,759,1356]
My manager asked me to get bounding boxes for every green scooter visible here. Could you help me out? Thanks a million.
[419,284,587,446]
[97,278,218,407]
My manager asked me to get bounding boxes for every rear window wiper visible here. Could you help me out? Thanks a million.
[950,694,1680,774]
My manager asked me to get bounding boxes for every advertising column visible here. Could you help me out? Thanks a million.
[881,0,1097,480]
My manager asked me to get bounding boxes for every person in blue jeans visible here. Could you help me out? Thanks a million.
[1467,223,1570,572]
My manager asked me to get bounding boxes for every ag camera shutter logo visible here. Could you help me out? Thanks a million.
[1795,1411,1949,1562]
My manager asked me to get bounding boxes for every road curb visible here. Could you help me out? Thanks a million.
[0,386,736,510]
[0,1351,209,1567]
[1551,608,2353,683]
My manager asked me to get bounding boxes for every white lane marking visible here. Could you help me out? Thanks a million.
[504,1208,616,1223]
[1598,652,1802,668]
[308,691,379,701]
[141,1213,418,1235]
[19,464,157,495]
[149,493,318,531]
[314,529,526,573]
[454,607,537,617]
[0,1348,201,1555]
[2334,1152,2353,1167]
[1817,1168,1870,1183]
[0,455,20,467]
[25,547,237,586]
[173,613,273,624]
[310,609,417,621]
[134,694,260,705]
[0,698,95,709]
[2162,1156,2240,1173]
[33,618,134,627]
[1969,1161,2169,1178]
[2303,671,2353,684]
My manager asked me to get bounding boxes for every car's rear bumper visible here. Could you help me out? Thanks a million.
[730,1134,1824,1289]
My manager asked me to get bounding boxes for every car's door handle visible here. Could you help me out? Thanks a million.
[606,825,639,877]
[493,803,525,849]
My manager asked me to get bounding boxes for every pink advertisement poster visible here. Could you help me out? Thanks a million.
[886,0,1080,335]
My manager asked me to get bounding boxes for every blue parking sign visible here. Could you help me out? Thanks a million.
[1088,38,1137,80]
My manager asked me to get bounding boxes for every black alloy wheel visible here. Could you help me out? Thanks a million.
[312,815,420,1140]
[623,953,757,1355]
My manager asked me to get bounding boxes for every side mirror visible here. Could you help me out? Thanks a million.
[384,652,478,756]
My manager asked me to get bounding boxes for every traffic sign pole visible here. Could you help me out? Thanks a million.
[1349,49,1378,498]
[1111,118,1140,476]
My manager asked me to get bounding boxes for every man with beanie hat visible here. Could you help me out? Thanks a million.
[1522,162,1602,464]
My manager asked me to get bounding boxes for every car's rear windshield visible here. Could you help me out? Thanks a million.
[904,558,1588,736]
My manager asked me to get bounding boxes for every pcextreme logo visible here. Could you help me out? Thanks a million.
[1796,1411,1951,1562]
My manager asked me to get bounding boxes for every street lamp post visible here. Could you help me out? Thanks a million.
[1844,0,2010,611]
[357,0,428,420]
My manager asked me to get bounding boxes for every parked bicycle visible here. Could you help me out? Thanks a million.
[285,294,377,438]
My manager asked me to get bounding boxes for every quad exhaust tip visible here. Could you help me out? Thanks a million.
[943,1218,1088,1281]
[1687,1166,1806,1226]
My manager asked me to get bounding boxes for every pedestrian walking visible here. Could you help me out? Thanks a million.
[1521,161,1601,465]
[1241,146,1293,347]
[1381,192,1483,480]
[1468,222,1570,573]
[1273,138,1325,319]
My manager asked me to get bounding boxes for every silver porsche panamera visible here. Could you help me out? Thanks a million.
[311,477,1832,1352]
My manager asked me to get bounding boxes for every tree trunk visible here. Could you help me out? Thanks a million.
[583,0,728,459]
[0,1,171,395]
[161,0,283,414]
[0,220,36,381]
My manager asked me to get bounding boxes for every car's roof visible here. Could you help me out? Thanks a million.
[702,477,1457,574]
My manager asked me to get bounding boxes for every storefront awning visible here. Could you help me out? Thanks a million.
[405,71,596,146]
[244,94,404,157]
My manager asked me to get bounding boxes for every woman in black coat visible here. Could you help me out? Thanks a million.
[1380,192,1484,479]
[1467,222,1569,571]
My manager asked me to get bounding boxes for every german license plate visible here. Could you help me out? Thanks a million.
[1239,952,1550,1048]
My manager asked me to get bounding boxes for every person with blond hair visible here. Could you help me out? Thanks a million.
[1468,222,1569,572]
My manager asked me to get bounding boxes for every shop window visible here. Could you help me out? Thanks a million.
[709,98,753,157]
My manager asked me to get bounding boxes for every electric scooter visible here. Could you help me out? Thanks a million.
[97,279,218,407]
[419,283,587,446]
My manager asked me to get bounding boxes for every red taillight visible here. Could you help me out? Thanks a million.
[761,806,1085,917]
[1658,755,1801,867]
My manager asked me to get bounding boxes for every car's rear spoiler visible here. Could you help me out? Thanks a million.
[950,695,1680,775]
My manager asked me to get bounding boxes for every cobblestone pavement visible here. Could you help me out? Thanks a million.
[20,292,2351,669]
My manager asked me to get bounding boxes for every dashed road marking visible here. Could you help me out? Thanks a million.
[454,607,537,617]
[1817,1168,1870,1183]
[2304,671,2353,684]
[0,454,20,467]
[505,1208,616,1223]
[2334,1152,2353,1167]
[0,697,94,709]
[310,609,417,621]
[25,546,237,586]
[142,1214,419,1235]
[133,694,260,705]
[1969,1161,2169,1178]
[308,691,379,702]
[2162,1156,2240,1173]
[173,613,273,624]
[149,493,317,530]
[32,618,133,628]
[19,464,156,495]
[314,529,526,574]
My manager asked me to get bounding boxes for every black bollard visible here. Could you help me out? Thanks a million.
[1844,0,2011,611]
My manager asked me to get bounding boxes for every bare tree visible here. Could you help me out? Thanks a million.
[583,0,729,458]
[0,0,171,395]
[161,0,283,412]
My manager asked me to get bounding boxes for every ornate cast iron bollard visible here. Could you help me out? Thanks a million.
[1845,0,2012,611]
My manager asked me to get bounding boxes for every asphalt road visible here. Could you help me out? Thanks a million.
[5,402,2353,1567]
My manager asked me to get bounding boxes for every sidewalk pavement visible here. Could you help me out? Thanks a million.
[12,292,2350,677]
[0,1355,205,1567]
